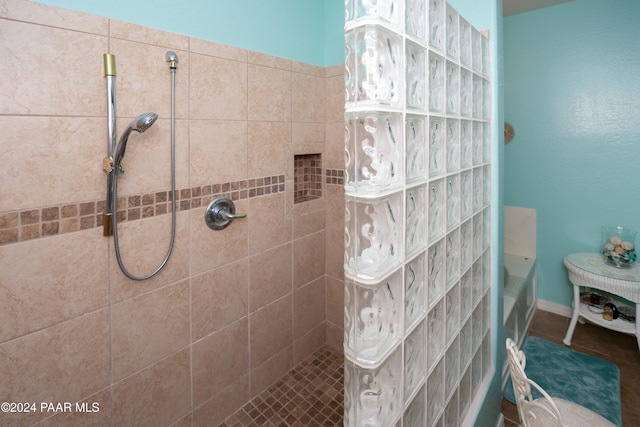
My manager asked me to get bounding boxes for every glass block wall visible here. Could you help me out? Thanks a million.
[343,1,492,426]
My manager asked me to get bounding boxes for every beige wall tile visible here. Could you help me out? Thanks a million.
[291,122,325,144]
[250,296,292,367]
[192,320,249,406]
[324,184,345,232]
[191,37,247,62]
[325,323,344,354]
[293,323,326,365]
[0,19,106,116]
[112,348,191,427]
[249,243,292,312]
[0,117,105,211]
[111,280,190,381]
[110,19,189,51]
[248,121,290,178]
[293,277,325,339]
[110,211,190,303]
[250,345,293,397]
[325,121,346,170]
[292,61,325,77]
[110,39,189,120]
[293,207,326,240]
[191,376,249,427]
[293,231,326,289]
[248,64,291,122]
[33,388,111,427]
[0,309,109,426]
[326,73,345,123]
[325,275,344,328]
[248,51,292,70]
[190,201,248,275]
[0,228,108,343]
[324,228,345,280]
[190,53,247,120]
[0,0,109,34]
[292,73,326,123]
[190,120,248,185]
[248,193,291,255]
[192,259,249,341]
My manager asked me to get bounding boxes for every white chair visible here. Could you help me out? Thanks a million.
[505,338,616,427]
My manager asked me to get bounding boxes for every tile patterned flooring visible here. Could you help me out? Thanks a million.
[503,310,640,426]
[218,346,343,427]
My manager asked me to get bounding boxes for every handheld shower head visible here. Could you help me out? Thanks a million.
[113,112,158,168]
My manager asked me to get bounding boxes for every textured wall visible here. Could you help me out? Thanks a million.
[504,0,640,306]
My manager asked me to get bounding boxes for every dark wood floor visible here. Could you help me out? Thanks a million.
[502,310,640,426]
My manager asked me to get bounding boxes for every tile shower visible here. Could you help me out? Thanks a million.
[0,0,344,425]
[343,0,492,425]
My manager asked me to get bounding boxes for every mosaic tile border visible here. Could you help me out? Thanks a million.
[0,175,285,246]
[0,170,347,246]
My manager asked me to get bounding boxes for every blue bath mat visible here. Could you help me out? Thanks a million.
[504,336,622,426]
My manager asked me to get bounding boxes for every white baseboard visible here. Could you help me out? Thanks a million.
[536,298,572,318]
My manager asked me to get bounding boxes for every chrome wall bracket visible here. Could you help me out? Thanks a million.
[205,197,247,230]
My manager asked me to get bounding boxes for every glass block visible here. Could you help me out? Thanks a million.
[483,121,491,163]
[460,170,472,220]
[445,61,459,115]
[459,68,472,118]
[344,192,403,282]
[459,364,472,420]
[459,266,472,320]
[404,321,426,402]
[444,336,459,398]
[482,79,491,120]
[473,212,483,258]
[445,119,460,173]
[405,252,427,330]
[471,258,482,307]
[406,114,427,184]
[406,185,427,258]
[405,0,426,40]
[460,317,472,370]
[472,347,482,393]
[404,386,426,427]
[472,302,482,353]
[482,291,491,335]
[483,165,491,207]
[427,358,445,427]
[406,41,427,110]
[446,281,460,343]
[428,0,444,52]
[459,18,471,67]
[428,181,445,245]
[460,120,472,168]
[473,167,483,213]
[483,250,491,293]
[345,111,403,194]
[483,207,491,250]
[460,219,473,271]
[446,174,459,229]
[344,346,403,427]
[445,5,459,60]
[482,333,491,378]
[429,52,445,113]
[481,34,490,76]
[445,389,459,427]
[471,27,482,73]
[344,270,402,365]
[428,238,445,307]
[429,116,445,177]
[345,0,401,28]
[345,26,402,107]
[427,298,445,371]
[472,74,482,119]
[472,121,483,166]
[445,229,460,286]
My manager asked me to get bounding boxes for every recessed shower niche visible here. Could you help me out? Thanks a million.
[294,153,322,204]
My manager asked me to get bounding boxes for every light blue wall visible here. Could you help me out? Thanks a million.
[504,0,640,307]
[30,0,343,66]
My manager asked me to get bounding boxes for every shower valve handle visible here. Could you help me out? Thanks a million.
[205,197,247,230]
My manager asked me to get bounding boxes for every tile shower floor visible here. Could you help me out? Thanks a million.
[218,346,344,427]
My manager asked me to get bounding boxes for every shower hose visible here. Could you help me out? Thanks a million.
[111,60,177,281]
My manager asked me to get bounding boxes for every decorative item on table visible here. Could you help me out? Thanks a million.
[602,303,619,321]
[601,225,637,268]
[618,305,636,323]
[580,291,610,309]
